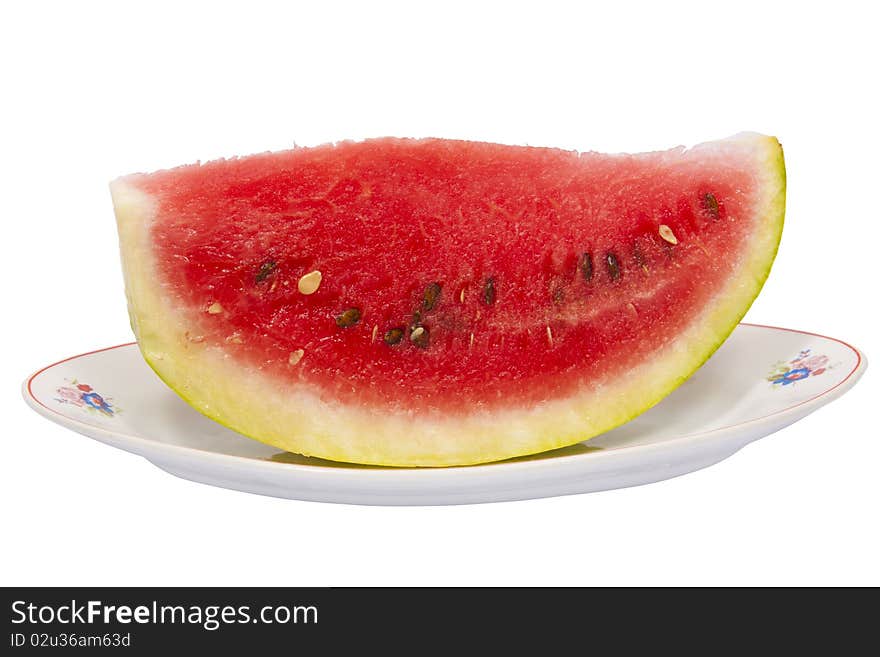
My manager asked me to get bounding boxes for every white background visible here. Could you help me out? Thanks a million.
[2,1,877,586]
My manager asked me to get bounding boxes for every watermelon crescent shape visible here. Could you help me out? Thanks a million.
[111,134,785,466]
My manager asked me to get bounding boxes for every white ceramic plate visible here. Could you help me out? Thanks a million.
[23,324,866,505]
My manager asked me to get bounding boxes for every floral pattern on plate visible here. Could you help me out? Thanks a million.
[54,380,118,417]
[767,349,833,387]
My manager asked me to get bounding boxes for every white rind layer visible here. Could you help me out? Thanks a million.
[111,133,785,466]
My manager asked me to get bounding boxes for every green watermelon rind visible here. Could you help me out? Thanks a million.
[111,134,785,467]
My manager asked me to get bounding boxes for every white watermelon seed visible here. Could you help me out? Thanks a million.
[298,270,323,295]
[371,325,378,343]
[546,325,554,346]
[288,349,305,366]
[207,302,224,314]
[659,225,678,245]
[410,326,429,349]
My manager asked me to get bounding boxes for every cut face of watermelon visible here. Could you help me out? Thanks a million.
[111,134,785,466]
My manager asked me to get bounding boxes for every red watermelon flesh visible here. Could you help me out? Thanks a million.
[111,134,785,466]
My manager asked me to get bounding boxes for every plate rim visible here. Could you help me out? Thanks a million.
[22,323,867,477]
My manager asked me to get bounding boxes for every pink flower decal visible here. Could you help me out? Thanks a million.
[56,386,84,406]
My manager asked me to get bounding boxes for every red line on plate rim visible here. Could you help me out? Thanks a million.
[26,341,137,411]
[22,325,864,467]
[732,323,864,423]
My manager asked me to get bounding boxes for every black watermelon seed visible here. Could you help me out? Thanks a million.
[579,252,594,282]
[383,327,405,345]
[633,243,649,273]
[255,259,277,283]
[703,193,720,219]
[605,253,621,281]
[483,277,497,305]
[422,282,442,311]
[335,308,361,328]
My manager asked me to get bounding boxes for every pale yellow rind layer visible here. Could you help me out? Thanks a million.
[111,134,785,467]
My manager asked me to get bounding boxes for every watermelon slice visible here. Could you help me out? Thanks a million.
[111,133,785,466]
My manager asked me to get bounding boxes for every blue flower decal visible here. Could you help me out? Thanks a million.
[770,367,811,386]
[81,392,114,415]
